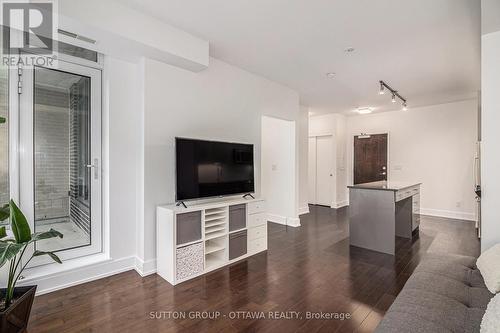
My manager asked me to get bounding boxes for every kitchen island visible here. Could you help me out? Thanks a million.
[348,181,421,255]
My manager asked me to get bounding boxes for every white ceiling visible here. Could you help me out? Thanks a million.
[119,0,481,115]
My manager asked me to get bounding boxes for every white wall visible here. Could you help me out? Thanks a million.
[106,57,142,260]
[262,116,299,226]
[143,57,300,263]
[298,106,309,214]
[481,30,500,251]
[346,99,478,221]
[335,115,348,206]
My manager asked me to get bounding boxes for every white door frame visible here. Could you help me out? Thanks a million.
[12,58,102,265]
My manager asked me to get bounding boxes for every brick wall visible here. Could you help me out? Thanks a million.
[34,86,70,220]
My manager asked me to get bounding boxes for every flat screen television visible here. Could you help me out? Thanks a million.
[175,138,255,201]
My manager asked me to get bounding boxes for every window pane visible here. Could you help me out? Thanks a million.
[34,67,91,251]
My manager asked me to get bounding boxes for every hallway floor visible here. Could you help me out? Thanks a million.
[28,206,480,333]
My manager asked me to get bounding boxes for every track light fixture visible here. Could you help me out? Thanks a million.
[379,80,408,111]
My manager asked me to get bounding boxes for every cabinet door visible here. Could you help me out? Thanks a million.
[176,211,202,245]
[316,136,334,206]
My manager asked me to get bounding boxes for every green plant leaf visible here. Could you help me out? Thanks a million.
[0,116,5,124]
[9,200,31,243]
[34,250,62,264]
[29,229,63,243]
[0,226,6,238]
[0,203,9,222]
[0,241,24,268]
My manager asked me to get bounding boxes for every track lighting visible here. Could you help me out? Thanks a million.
[379,80,408,111]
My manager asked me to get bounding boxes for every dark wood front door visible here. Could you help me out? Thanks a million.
[354,134,388,185]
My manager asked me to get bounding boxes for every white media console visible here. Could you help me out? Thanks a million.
[156,197,267,285]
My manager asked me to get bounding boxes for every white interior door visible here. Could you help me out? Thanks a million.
[316,136,333,206]
[18,59,102,264]
[308,137,317,204]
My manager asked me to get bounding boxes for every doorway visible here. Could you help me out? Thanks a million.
[14,59,102,264]
[308,135,334,206]
[353,133,388,185]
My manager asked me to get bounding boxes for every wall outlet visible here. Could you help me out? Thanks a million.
[272,164,277,171]
[456,201,462,208]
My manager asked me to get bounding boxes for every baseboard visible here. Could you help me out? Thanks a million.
[298,206,310,215]
[267,213,287,225]
[21,255,136,296]
[332,200,349,209]
[268,213,301,227]
[420,208,475,221]
[287,217,301,227]
[135,257,157,277]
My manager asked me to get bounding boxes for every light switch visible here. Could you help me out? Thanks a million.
[394,165,403,171]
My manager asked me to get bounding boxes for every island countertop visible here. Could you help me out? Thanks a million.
[348,181,422,192]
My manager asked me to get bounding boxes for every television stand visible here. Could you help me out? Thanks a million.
[157,197,267,285]
[243,193,255,199]
[176,201,187,208]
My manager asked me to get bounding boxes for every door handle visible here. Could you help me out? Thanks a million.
[86,158,99,179]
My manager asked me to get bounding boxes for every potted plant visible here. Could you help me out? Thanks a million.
[0,200,63,333]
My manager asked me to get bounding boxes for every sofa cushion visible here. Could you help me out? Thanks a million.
[375,254,494,333]
[476,243,500,294]
[481,293,500,333]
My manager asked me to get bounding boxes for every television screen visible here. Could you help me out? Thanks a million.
[175,138,254,201]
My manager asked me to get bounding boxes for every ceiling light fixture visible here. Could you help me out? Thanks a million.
[326,72,336,78]
[379,80,408,111]
[356,107,373,115]
[379,82,385,95]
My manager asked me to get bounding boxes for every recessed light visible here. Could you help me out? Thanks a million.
[345,47,355,53]
[356,107,373,114]
[326,72,336,78]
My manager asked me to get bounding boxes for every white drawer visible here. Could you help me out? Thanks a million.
[247,200,266,215]
[248,236,267,254]
[248,213,267,228]
[248,224,267,241]
[396,186,420,202]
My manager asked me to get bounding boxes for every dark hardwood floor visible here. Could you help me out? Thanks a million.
[28,205,480,333]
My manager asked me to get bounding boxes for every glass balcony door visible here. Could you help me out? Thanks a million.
[18,59,102,264]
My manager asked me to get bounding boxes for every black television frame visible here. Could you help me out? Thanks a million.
[174,137,255,204]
